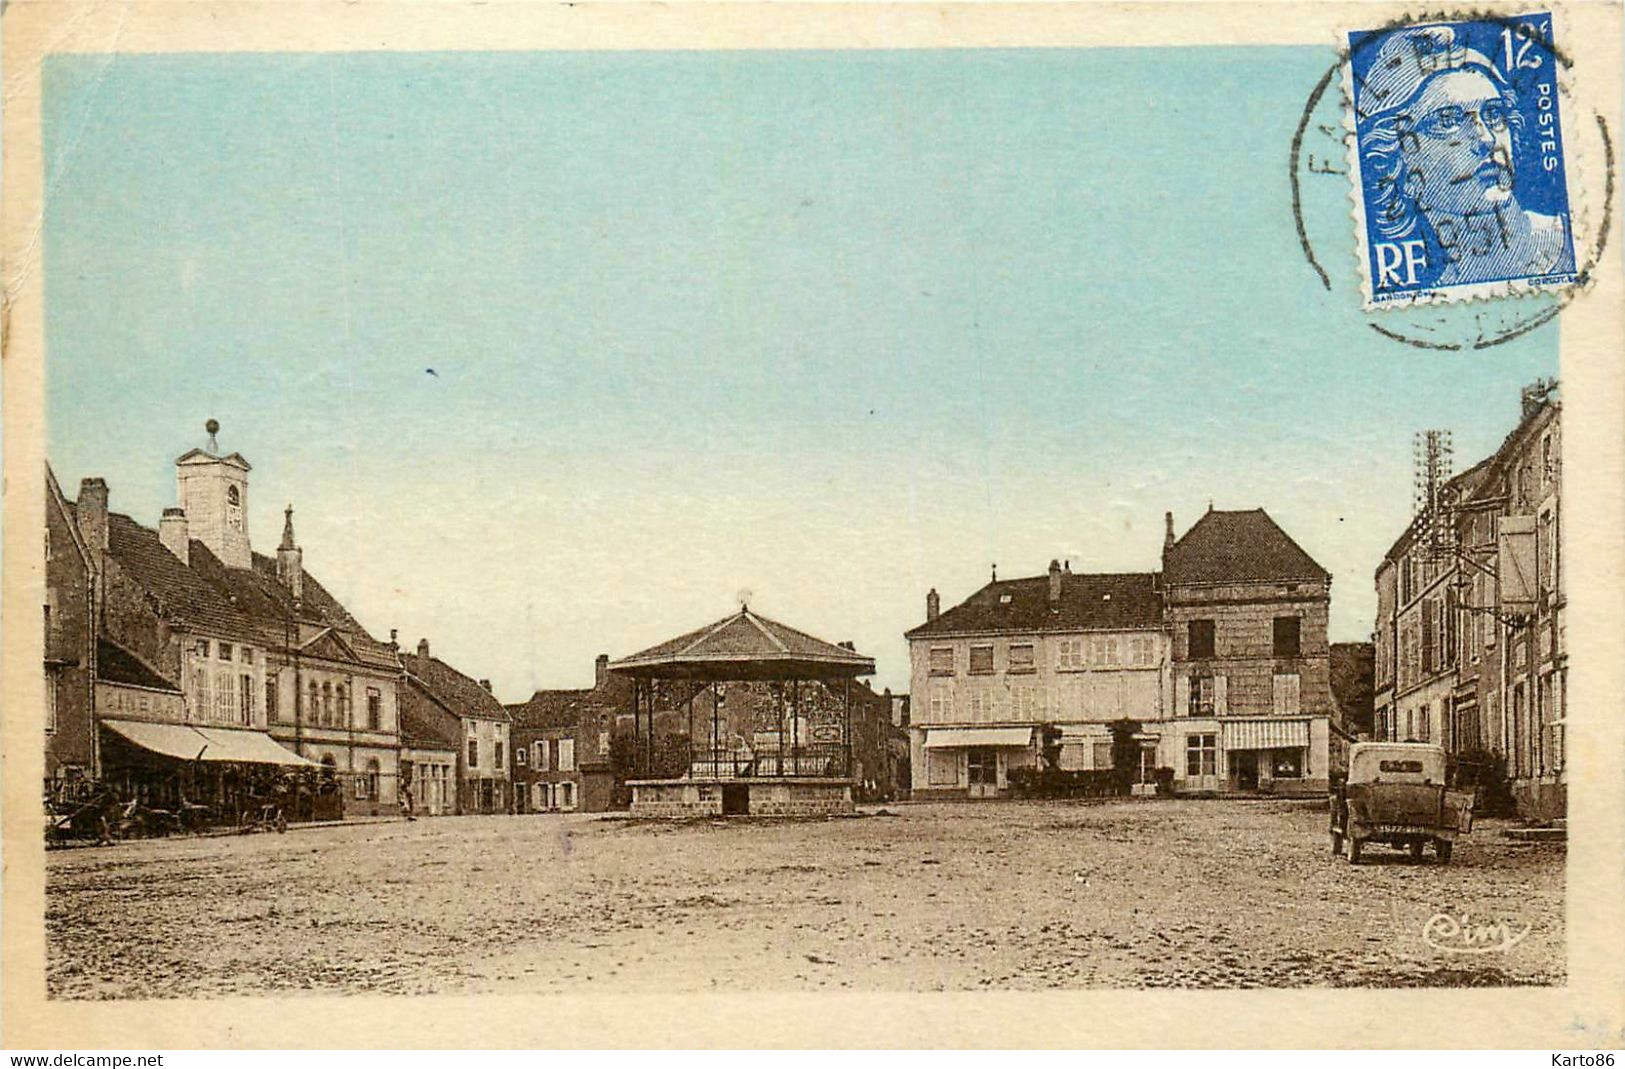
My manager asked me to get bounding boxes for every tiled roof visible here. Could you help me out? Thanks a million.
[610,609,875,679]
[1163,509,1328,585]
[506,689,595,731]
[906,571,1161,638]
[399,686,461,750]
[102,511,395,666]
[96,637,181,693]
[401,652,510,722]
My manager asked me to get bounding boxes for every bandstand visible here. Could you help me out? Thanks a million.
[608,607,874,817]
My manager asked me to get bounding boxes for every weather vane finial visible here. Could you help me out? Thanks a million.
[205,418,221,454]
[736,588,753,613]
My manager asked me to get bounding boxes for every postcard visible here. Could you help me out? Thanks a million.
[3,0,1622,1051]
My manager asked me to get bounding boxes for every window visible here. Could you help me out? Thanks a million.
[266,676,280,721]
[1010,686,1038,719]
[467,739,479,769]
[1007,644,1035,673]
[927,749,958,786]
[1188,620,1215,659]
[968,645,994,675]
[219,642,233,661]
[321,683,333,725]
[967,689,995,720]
[308,681,319,725]
[928,688,953,721]
[494,740,505,768]
[928,647,954,676]
[599,730,611,756]
[1090,635,1121,667]
[1129,634,1156,667]
[195,639,210,658]
[560,782,576,810]
[1271,748,1303,778]
[194,669,212,721]
[356,758,380,800]
[366,688,382,730]
[1092,742,1114,770]
[1272,617,1301,658]
[1188,674,1214,716]
[558,738,576,772]
[337,684,351,726]
[1185,734,1217,777]
[1056,638,1085,670]
[1272,673,1301,715]
[215,671,236,721]
[227,485,240,506]
[517,746,527,766]
[45,672,57,735]
[240,674,254,724]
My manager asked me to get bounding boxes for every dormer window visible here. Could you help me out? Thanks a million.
[998,594,1013,605]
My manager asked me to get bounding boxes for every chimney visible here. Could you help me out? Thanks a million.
[158,507,189,564]
[417,638,430,660]
[926,588,940,622]
[839,640,856,651]
[77,478,109,555]
[389,629,399,650]
[276,505,303,602]
[1048,559,1063,607]
[478,679,493,693]
[1164,511,1176,552]
[595,653,609,689]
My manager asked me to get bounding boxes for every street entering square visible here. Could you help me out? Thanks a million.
[46,800,1562,998]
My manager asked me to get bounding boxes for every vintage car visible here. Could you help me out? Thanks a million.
[1330,742,1473,864]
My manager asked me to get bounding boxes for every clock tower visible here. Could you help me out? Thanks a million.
[175,419,253,570]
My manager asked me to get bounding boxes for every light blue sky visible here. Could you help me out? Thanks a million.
[43,48,1557,697]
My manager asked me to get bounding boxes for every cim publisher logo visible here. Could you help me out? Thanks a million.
[1422,910,1531,954]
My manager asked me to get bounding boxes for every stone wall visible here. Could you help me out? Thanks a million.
[629,778,853,818]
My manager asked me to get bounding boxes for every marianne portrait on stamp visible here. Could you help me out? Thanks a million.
[1355,24,1576,292]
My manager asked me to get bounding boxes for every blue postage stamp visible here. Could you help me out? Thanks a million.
[1345,13,1578,308]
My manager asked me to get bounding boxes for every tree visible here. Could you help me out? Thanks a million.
[1107,718,1142,796]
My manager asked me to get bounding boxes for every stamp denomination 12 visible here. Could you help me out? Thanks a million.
[1345,13,1578,308]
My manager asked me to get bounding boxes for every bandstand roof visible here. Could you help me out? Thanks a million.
[608,608,875,681]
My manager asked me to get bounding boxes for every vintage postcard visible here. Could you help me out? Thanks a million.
[3,0,1623,1051]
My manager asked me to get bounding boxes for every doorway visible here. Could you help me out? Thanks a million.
[967,747,999,799]
[1232,750,1259,792]
[721,783,750,815]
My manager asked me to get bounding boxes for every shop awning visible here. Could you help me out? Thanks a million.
[1221,718,1309,750]
[192,726,319,766]
[923,727,1035,749]
[102,719,318,767]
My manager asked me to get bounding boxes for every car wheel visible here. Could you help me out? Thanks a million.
[1436,839,1452,864]
[1348,838,1363,864]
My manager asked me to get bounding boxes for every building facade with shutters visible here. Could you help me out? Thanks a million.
[507,654,622,814]
[401,641,511,815]
[1162,509,1334,796]
[1372,384,1564,819]
[49,427,400,819]
[907,508,1335,799]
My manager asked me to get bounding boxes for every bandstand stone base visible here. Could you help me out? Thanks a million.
[629,777,854,818]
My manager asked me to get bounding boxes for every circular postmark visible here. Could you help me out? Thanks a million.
[1290,10,1614,350]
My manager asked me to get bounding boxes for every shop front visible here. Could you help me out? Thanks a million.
[1219,717,1323,796]
[919,726,1036,798]
[98,717,322,827]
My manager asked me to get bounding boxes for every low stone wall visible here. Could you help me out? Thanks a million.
[628,778,853,818]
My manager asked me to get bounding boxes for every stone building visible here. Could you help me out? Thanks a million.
[1163,509,1334,795]
[507,655,622,814]
[401,640,511,814]
[1373,382,1565,818]
[907,563,1171,798]
[50,426,403,819]
[907,508,1334,798]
